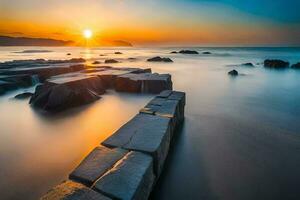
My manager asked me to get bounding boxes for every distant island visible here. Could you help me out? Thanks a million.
[0,36,72,46]
[0,36,133,47]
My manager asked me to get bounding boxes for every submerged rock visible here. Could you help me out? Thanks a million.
[104,59,119,64]
[202,51,212,54]
[291,62,300,69]
[147,56,173,62]
[178,50,199,54]
[14,92,33,99]
[228,70,238,76]
[264,59,289,69]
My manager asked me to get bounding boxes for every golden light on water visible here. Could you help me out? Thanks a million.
[83,29,93,39]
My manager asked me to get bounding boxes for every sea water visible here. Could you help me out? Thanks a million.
[0,47,300,200]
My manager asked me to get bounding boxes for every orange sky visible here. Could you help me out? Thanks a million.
[1,0,299,46]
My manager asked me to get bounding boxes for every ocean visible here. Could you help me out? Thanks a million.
[0,46,300,200]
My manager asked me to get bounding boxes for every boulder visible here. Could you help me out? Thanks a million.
[104,59,119,64]
[40,180,111,200]
[291,62,300,69]
[115,73,172,94]
[30,76,105,112]
[264,59,289,68]
[242,62,254,67]
[93,151,155,200]
[70,146,128,186]
[114,52,122,54]
[102,113,172,175]
[147,56,173,62]
[67,53,71,56]
[202,51,212,54]
[92,61,101,65]
[228,70,238,76]
[14,92,33,99]
[170,51,178,54]
[178,50,199,54]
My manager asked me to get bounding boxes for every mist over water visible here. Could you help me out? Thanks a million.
[0,47,300,200]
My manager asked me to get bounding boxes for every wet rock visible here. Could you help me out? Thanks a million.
[291,62,300,69]
[115,73,172,94]
[0,74,33,87]
[228,70,238,76]
[170,51,178,54]
[67,53,71,56]
[147,56,173,62]
[114,52,122,54]
[40,180,111,200]
[264,59,289,69]
[92,61,101,65]
[0,80,18,94]
[178,50,199,54]
[202,51,212,54]
[93,151,155,200]
[70,146,128,186]
[102,113,172,175]
[242,62,254,67]
[14,92,33,99]
[104,59,119,64]
[30,76,105,112]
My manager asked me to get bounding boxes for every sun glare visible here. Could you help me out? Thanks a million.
[83,29,93,39]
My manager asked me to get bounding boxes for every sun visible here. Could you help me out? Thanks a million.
[83,29,93,39]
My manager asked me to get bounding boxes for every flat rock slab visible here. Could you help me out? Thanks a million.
[140,91,186,131]
[40,180,111,200]
[115,73,172,94]
[93,151,155,200]
[70,146,128,186]
[102,113,171,175]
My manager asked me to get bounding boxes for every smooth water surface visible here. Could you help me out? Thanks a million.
[0,47,300,200]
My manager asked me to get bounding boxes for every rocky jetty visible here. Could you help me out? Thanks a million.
[147,56,173,62]
[41,90,185,200]
[178,50,199,54]
[228,70,238,76]
[291,62,300,69]
[264,59,289,69]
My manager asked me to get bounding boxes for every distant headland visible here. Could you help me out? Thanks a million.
[0,36,133,47]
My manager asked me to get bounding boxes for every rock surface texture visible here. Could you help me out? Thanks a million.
[40,90,185,200]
